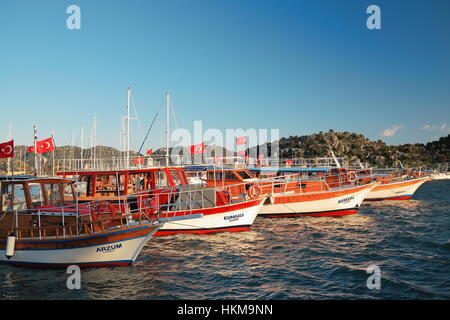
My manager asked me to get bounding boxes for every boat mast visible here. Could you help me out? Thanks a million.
[80,126,84,170]
[92,116,97,170]
[166,92,170,167]
[126,87,131,169]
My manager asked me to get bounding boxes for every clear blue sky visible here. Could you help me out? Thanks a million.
[1,0,449,151]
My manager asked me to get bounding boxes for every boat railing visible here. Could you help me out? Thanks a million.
[0,180,266,240]
[0,208,150,241]
[54,155,185,172]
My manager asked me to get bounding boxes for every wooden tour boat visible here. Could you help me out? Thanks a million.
[0,177,162,268]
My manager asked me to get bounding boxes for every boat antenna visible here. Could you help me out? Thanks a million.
[137,111,158,156]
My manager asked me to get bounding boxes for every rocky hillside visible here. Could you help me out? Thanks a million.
[276,130,450,168]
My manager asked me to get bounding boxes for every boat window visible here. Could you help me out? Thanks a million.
[29,183,45,208]
[44,184,63,206]
[75,181,87,197]
[225,171,237,180]
[236,171,252,179]
[1,184,26,211]
[170,170,182,186]
[156,171,169,188]
[63,183,75,200]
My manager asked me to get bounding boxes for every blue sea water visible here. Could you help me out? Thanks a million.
[1,180,449,300]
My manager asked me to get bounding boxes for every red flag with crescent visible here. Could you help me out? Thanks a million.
[236,136,247,145]
[146,149,153,155]
[190,142,205,154]
[37,137,56,154]
[27,137,56,154]
[0,140,14,158]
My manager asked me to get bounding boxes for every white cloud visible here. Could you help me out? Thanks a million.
[419,123,450,133]
[380,125,403,137]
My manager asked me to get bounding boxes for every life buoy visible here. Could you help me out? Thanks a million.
[248,184,262,199]
[90,201,116,222]
[347,171,358,184]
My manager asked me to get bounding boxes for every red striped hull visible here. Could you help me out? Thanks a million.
[261,208,359,218]
[365,195,412,201]
[155,225,251,236]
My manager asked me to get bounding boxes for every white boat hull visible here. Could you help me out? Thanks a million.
[259,183,376,217]
[365,176,429,201]
[0,224,159,268]
[156,199,264,235]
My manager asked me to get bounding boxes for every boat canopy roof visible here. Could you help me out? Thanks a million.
[249,167,334,174]
[0,177,75,184]
[184,165,217,171]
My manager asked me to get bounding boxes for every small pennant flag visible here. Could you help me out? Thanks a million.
[190,142,205,154]
[236,136,247,145]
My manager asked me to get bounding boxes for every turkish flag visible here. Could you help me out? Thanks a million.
[134,157,145,165]
[258,154,265,159]
[146,149,153,155]
[0,140,14,158]
[237,149,246,156]
[236,136,247,145]
[285,160,293,165]
[37,137,56,153]
[213,156,221,163]
[27,137,56,154]
[190,142,205,154]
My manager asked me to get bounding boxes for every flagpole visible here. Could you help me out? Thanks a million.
[51,132,55,177]
[33,125,38,177]
[7,124,12,175]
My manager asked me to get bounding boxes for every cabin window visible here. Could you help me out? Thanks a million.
[63,183,75,200]
[225,171,237,180]
[74,181,87,197]
[236,171,252,179]
[170,170,182,186]
[44,184,63,206]
[156,171,169,188]
[29,183,45,208]
[128,173,144,192]
[1,184,27,211]
[208,171,223,180]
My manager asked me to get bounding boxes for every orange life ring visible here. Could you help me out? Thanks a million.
[347,171,358,183]
[90,201,116,222]
[248,184,262,199]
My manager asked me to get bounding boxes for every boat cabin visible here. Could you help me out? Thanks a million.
[57,167,188,200]
[0,177,77,212]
